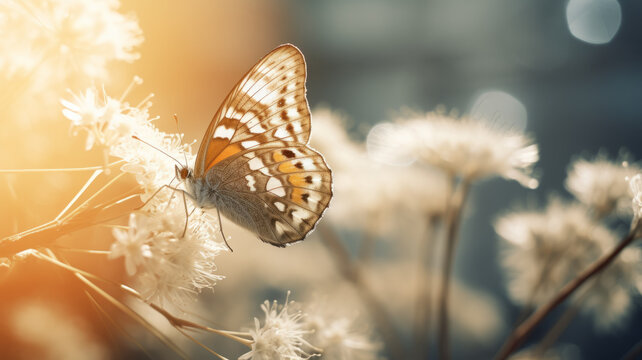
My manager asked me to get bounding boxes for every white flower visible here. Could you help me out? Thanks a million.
[62,82,193,197]
[240,295,314,360]
[580,246,642,332]
[109,202,226,308]
[310,108,448,238]
[367,112,539,188]
[0,0,142,82]
[629,174,642,224]
[304,300,380,360]
[565,154,639,217]
[496,200,616,306]
[110,214,153,276]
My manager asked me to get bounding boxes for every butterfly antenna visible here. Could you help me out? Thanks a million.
[132,136,183,166]
[173,114,190,167]
[214,200,233,252]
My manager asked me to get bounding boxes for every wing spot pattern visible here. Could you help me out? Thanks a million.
[245,175,256,191]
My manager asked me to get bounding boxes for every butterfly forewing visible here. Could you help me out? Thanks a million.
[194,44,311,177]
[193,44,332,247]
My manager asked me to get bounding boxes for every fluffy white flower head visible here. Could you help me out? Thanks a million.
[110,203,226,308]
[368,112,539,188]
[566,155,639,217]
[241,294,314,360]
[580,246,642,332]
[311,108,448,238]
[629,173,642,227]
[62,81,193,198]
[304,300,380,360]
[0,0,142,82]
[497,200,616,306]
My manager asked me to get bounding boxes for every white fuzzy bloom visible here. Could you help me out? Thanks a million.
[311,108,448,238]
[629,174,642,224]
[565,155,639,217]
[580,246,642,332]
[62,82,193,197]
[110,203,226,308]
[304,300,380,360]
[367,112,539,188]
[496,200,616,306]
[240,295,314,360]
[0,0,142,82]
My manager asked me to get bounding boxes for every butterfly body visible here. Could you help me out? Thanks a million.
[178,44,332,247]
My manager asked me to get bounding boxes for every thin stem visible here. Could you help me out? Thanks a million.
[319,224,406,360]
[115,285,253,346]
[55,169,103,221]
[176,327,229,360]
[437,179,471,360]
[0,160,125,173]
[534,284,591,356]
[38,250,251,351]
[413,215,440,359]
[494,227,640,360]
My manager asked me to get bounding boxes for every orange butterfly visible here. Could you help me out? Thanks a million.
[176,44,332,247]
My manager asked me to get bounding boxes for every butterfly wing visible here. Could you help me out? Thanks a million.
[211,142,332,247]
[194,44,311,178]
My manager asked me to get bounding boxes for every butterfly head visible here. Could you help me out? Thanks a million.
[175,164,193,182]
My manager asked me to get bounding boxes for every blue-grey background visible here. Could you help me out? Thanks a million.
[286,1,642,359]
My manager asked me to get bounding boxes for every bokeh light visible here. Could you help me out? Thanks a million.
[566,0,622,44]
[470,90,527,132]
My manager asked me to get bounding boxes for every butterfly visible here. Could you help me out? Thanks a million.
[176,44,332,247]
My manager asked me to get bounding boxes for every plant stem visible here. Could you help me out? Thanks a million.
[413,215,440,359]
[319,224,406,360]
[437,179,471,360]
[534,284,591,356]
[494,228,640,360]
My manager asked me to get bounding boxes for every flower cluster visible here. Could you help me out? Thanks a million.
[497,198,642,330]
[629,174,642,227]
[110,205,226,307]
[310,108,449,238]
[367,111,540,188]
[497,200,615,306]
[0,0,142,84]
[62,82,226,308]
[241,296,314,360]
[241,294,380,360]
[565,154,639,218]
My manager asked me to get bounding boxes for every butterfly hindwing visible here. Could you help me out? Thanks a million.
[209,143,332,246]
[194,44,311,178]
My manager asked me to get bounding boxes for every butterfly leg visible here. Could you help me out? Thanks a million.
[180,189,189,238]
[214,197,233,252]
[136,176,177,211]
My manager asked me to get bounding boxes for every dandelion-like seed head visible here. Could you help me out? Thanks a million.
[497,200,616,306]
[580,246,642,332]
[311,108,448,238]
[0,0,142,82]
[63,82,193,198]
[304,300,380,360]
[110,203,226,308]
[240,294,314,360]
[565,154,640,218]
[628,174,642,231]
[368,112,540,188]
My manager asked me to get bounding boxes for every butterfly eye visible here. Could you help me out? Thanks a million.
[180,168,189,179]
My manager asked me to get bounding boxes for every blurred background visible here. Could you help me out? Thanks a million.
[1,0,641,359]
